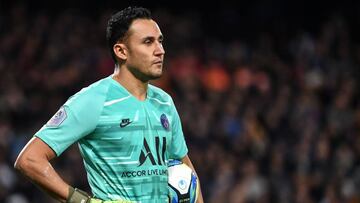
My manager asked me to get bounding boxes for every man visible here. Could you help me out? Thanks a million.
[14,6,204,203]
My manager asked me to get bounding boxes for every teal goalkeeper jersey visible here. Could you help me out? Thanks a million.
[35,76,188,202]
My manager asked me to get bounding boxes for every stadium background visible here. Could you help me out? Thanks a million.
[1,1,360,202]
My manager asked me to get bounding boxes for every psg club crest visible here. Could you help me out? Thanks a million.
[160,114,170,131]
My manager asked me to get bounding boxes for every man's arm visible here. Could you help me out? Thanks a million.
[181,155,204,203]
[14,137,73,202]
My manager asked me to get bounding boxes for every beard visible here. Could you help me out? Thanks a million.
[127,64,163,82]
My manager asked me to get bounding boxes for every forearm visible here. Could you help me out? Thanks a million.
[181,155,204,203]
[193,172,204,203]
[195,181,204,203]
[15,156,70,202]
[14,137,70,202]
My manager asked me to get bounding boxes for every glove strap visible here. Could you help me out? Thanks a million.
[67,186,90,203]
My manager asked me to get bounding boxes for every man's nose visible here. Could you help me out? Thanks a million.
[154,43,165,55]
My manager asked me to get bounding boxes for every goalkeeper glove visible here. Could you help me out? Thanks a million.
[67,186,91,203]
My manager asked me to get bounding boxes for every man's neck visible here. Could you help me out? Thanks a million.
[112,67,148,101]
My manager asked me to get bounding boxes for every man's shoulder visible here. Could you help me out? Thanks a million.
[77,77,112,95]
[65,77,111,106]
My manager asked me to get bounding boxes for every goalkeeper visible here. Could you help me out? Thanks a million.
[14,6,203,203]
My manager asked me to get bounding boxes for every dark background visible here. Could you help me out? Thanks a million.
[1,1,360,203]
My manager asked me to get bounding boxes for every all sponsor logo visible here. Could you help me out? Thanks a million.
[138,136,166,166]
[121,136,168,178]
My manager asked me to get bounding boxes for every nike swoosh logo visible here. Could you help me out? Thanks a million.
[120,121,132,128]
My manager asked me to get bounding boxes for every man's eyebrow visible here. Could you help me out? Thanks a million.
[143,36,155,40]
[142,35,163,41]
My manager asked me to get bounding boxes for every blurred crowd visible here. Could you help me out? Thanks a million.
[1,3,360,203]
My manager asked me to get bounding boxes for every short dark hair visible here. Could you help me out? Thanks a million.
[106,6,152,65]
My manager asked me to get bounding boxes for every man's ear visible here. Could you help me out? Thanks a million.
[113,43,127,60]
